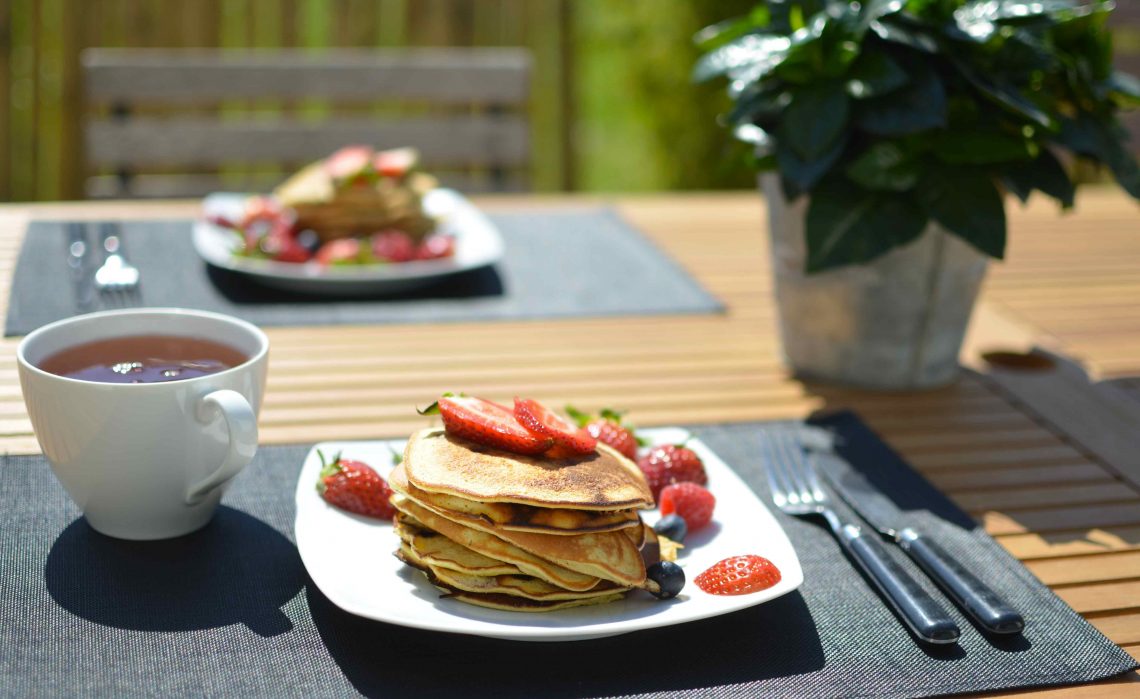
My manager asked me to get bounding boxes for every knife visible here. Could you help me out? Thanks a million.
[813,450,1025,635]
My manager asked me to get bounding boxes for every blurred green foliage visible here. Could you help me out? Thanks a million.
[572,0,758,191]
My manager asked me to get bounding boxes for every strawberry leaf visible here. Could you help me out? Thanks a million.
[417,401,441,416]
[564,404,591,427]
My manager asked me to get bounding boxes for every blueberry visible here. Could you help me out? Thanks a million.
[646,561,685,599]
[654,514,688,543]
[296,229,321,254]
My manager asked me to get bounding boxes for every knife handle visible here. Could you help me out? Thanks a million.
[899,529,1025,635]
[839,524,960,645]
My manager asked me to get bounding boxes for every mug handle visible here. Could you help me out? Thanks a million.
[186,389,258,505]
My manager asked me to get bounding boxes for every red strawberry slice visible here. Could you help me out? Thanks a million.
[316,238,362,265]
[325,146,375,184]
[373,147,417,177]
[414,234,456,260]
[566,406,640,460]
[316,451,395,520]
[513,398,597,455]
[371,229,416,262]
[430,395,553,456]
[694,555,781,595]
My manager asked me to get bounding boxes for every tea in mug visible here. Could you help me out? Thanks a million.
[37,335,248,384]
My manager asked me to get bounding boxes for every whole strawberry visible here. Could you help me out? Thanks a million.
[566,406,640,460]
[694,555,781,596]
[638,444,707,500]
[316,451,395,519]
[659,482,716,531]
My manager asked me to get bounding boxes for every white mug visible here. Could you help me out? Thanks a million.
[17,308,269,540]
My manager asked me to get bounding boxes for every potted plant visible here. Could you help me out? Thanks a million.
[696,0,1140,389]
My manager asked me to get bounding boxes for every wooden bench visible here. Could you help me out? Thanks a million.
[82,48,532,198]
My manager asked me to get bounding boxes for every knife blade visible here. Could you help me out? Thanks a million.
[813,449,1025,635]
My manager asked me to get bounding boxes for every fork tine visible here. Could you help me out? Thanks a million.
[767,431,804,506]
[774,430,816,505]
[804,454,828,502]
[765,438,791,506]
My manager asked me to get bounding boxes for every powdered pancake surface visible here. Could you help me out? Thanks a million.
[403,428,653,510]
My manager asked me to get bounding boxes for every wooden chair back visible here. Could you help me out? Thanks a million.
[82,48,532,198]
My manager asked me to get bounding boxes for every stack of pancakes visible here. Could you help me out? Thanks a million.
[390,427,667,611]
[273,155,438,242]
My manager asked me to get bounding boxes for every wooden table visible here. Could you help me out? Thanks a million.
[1,190,1137,697]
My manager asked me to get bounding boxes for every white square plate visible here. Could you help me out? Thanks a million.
[293,427,803,641]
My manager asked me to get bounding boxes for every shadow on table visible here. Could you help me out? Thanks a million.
[43,506,304,637]
[205,263,506,305]
[308,584,824,699]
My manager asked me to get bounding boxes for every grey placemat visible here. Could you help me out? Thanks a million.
[0,413,1133,698]
[5,209,723,336]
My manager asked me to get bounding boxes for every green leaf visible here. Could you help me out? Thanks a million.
[856,63,947,135]
[868,19,939,53]
[949,57,1056,129]
[694,6,772,51]
[1001,149,1075,208]
[932,131,1037,164]
[859,0,906,28]
[845,142,919,190]
[845,51,909,99]
[917,167,1007,259]
[1107,70,1140,108]
[1058,114,1140,199]
[693,33,791,84]
[782,83,850,159]
[805,178,928,272]
[777,131,849,192]
[727,86,790,125]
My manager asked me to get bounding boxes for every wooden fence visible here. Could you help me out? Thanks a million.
[1,0,1138,202]
[0,0,573,201]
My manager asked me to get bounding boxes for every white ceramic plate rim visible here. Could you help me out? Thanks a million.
[293,427,804,642]
[192,188,504,284]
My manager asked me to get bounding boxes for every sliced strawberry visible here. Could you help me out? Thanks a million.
[374,147,418,178]
[414,234,456,260]
[427,395,553,456]
[371,229,416,262]
[566,406,640,460]
[514,398,597,455]
[325,146,375,185]
[694,555,781,595]
[316,238,362,265]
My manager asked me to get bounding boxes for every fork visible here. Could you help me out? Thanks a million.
[765,429,961,645]
[94,222,140,300]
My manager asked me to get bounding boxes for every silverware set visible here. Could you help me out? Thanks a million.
[765,427,1024,646]
[66,222,141,308]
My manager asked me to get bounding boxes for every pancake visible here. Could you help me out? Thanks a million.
[403,428,653,510]
[392,466,646,586]
[398,468,641,535]
[409,557,626,612]
[395,513,522,577]
[397,542,624,601]
[390,492,602,592]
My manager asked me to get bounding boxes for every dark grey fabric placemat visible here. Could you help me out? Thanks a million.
[5,209,723,336]
[1,413,1133,698]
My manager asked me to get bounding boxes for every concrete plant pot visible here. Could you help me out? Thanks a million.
[761,174,989,390]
